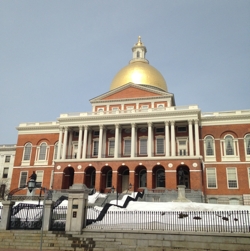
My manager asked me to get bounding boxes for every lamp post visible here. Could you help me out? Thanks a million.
[27,178,47,251]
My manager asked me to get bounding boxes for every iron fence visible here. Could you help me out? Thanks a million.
[9,204,43,230]
[51,206,67,231]
[86,210,250,233]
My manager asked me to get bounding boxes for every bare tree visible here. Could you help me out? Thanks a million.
[0,178,11,201]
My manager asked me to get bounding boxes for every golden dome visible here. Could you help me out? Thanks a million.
[110,37,168,92]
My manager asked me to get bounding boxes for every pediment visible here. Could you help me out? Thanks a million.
[90,83,171,103]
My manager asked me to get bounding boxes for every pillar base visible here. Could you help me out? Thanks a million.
[173,185,191,203]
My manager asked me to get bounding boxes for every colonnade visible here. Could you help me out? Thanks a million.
[56,120,200,160]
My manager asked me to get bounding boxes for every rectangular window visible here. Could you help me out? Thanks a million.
[140,138,147,155]
[156,138,164,154]
[124,139,131,155]
[108,140,115,156]
[2,167,9,178]
[93,141,99,156]
[177,126,187,133]
[93,131,99,136]
[227,168,238,188]
[36,171,43,188]
[141,105,149,110]
[5,156,10,163]
[19,172,28,188]
[126,106,134,110]
[155,127,164,134]
[206,168,217,188]
[177,139,188,156]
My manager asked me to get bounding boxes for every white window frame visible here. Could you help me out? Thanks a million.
[139,137,147,155]
[140,105,149,110]
[111,107,119,114]
[19,171,28,188]
[35,142,49,165]
[244,134,250,161]
[126,106,134,111]
[5,156,10,163]
[204,136,216,161]
[206,168,217,189]
[2,167,9,179]
[22,143,32,165]
[97,107,104,113]
[221,135,239,161]
[36,170,44,188]
[177,137,188,156]
[108,138,115,156]
[92,140,99,157]
[226,167,238,189]
[156,136,164,155]
[157,103,165,109]
[124,138,131,156]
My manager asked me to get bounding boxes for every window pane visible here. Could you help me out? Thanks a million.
[19,172,27,188]
[109,140,115,156]
[24,143,32,161]
[93,141,99,156]
[246,135,250,155]
[124,139,131,155]
[39,143,47,160]
[36,171,43,188]
[206,137,214,156]
[207,168,217,188]
[2,167,9,178]
[54,144,58,159]
[156,138,164,154]
[5,156,10,162]
[140,139,147,155]
[225,136,234,155]
[139,170,147,187]
[227,168,238,188]
[106,171,112,187]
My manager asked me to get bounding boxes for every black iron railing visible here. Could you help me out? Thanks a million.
[51,206,67,231]
[86,210,250,233]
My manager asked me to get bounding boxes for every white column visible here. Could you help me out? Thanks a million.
[62,127,68,160]
[67,130,73,157]
[188,120,194,156]
[171,121,176,156]
[194,120,200,156]
[131,123,135,158]
[82,126,88,159]
[102,127,107,156]
[147,122,152,157]
[87,129,92,158]
[57,128,63,160]
[165,121,170,157]
[77,126,83,159]
[98,125,103,158]
[114,124,119,158]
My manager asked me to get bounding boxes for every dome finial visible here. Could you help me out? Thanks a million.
[136,36,143,46]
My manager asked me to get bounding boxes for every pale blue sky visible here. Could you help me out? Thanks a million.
[0,1,249,144]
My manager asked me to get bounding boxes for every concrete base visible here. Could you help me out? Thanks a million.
[173,185,191,203]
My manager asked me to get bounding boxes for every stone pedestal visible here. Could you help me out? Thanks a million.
[0,201,15,230]
[65,184,89,234]
[173,185,191,202]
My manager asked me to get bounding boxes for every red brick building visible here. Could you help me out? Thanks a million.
[10,37,250,204]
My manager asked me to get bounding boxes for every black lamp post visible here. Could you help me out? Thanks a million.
[27,179,36,193]
[27,177,47,251]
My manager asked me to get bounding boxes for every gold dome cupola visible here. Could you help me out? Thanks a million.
[110,36,168,92]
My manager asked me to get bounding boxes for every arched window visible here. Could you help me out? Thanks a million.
[39,143,47,160]
[229,198,240,205]
[23,143,32,161]
[139,169,147,187]
[156,169,165,187]
[225,135,234,155]
[245,134,250,155]
[90,170,96,188]
[136,51,140,58]
[106,170,112,188]
[205,136,214,156]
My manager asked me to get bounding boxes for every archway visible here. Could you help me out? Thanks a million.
[62,167,74,189]
[100,166,112,193]
[134,166,147,191]
[176,165,190,188]
[152,165,165,188]
[84,166,96,189]
[117,166,130,193]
